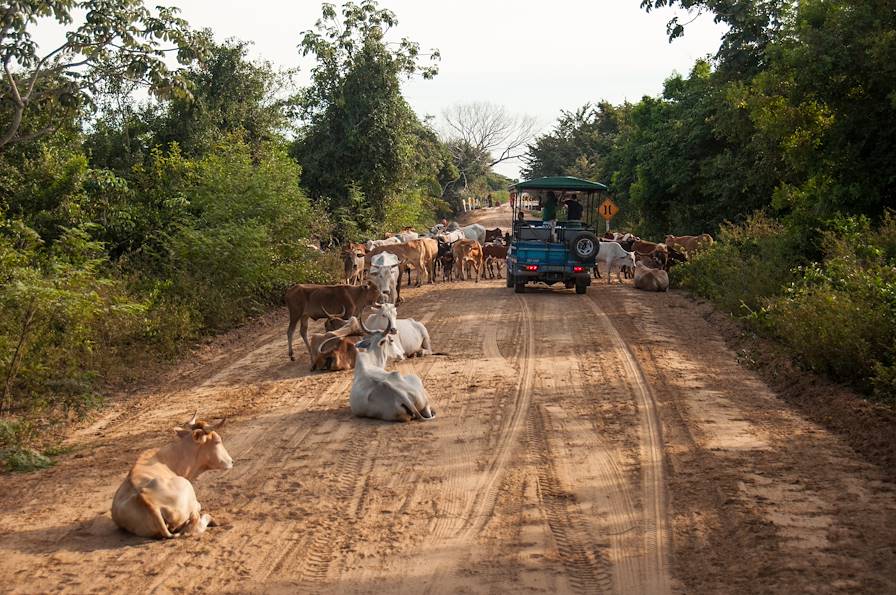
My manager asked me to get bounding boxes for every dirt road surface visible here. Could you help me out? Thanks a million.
[1,205,894,594]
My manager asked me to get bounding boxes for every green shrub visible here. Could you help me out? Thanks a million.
[672,212,802,315]
[762,219,896,396]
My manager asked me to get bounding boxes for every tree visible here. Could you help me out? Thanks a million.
[292,0,440,229]
[152,39,295,157]
[442,102,537,169]
[0,0,206,151]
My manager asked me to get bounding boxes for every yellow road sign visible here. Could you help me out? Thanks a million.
[598,198,619,221]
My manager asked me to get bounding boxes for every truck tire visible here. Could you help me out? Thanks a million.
[506,270,514,288]
[514,281,526,294]
[575,279,588,294]
[570,232,599,261]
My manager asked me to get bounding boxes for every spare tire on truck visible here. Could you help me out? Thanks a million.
[569,232,599,261]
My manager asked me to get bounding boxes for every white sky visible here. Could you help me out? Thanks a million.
[32,1,726,178]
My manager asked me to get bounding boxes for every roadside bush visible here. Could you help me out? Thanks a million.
[0,219,146,417]
[127,139,335,339]
[672,212,803,314]
[761,214,896,399]
[676,211,896,402]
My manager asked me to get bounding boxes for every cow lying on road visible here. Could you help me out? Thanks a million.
[321,321,436,422]
[633,261,670,292]
[111,412,233,538]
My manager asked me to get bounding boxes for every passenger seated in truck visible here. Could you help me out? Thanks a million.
[564,198,584,221]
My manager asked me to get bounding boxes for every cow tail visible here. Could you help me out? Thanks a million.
[137,490,174,538]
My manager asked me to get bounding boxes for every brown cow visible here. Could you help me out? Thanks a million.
[482,243,508,279]
[664,234,714,256]
[366,240,430,288]
[452,239,484,282]
[285,282,381,361]
[309,316,365,371]
[111,412,233,538]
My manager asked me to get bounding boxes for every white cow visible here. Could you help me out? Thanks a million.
[460,223,486,244]
[598,241,636,285]
[436,229,465,244]
[322,326,436,422]
[365,236,402,252]
[368,252,401,303]
[397,231,419,243]
[365,303,433,360]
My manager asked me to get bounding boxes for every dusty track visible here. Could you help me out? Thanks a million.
[1,208,894,593]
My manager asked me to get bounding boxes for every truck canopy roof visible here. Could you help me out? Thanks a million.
[512,176,608,192]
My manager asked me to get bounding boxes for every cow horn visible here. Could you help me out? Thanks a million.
[214,417,227,430]
[321,304,346,320]
[318,334,342,354]
[188,410,198,426]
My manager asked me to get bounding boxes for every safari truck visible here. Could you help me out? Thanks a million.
[507,176,606,294]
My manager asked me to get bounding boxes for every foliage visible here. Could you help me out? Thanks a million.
[671,213,802,313]
[291,0,442,236]
[0,0,207,150]
[674,212,896,402]
[0,218,144,416]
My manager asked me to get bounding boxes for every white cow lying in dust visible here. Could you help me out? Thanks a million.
[111,412,233,538]
[323,323,435,422]
[365,303,432,360]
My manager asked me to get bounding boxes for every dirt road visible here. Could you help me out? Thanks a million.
[1,206,894,593]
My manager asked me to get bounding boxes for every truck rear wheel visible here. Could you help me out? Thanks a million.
[506,271,514,288]
[514,281,526,293]
[575,279,588,294]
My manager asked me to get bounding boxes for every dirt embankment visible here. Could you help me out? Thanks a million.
[0,209,894,594]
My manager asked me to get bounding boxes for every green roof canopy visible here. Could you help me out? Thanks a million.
[512,176,608,192]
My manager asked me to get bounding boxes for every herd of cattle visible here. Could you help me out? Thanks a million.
[108,220,714,539]
[594,231,714,292]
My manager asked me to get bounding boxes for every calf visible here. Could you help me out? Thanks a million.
[482,243,508,279]
[111,412,233,538]
[342,248,366,285]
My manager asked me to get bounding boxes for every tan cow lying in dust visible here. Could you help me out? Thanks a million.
[633,261,670,292]
[111,413,233,538]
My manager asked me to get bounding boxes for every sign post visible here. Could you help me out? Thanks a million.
[598,197,619,232]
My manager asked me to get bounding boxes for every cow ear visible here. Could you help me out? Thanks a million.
[192,429,208,443]
[173,426,190,437]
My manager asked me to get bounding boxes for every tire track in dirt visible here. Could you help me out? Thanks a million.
[585,293,671,595]
[454,294,535,539]
[527,402,614,592]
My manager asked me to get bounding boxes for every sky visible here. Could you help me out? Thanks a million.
[32,1,727,178]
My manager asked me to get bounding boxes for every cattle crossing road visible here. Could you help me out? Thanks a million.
[1,253,895,592]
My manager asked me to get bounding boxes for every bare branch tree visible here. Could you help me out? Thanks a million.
[442,102,538,168]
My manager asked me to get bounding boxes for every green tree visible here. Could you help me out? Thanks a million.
[291,0,439,230]
[0,0,207,151]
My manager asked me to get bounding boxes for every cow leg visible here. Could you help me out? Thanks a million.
[287,315,299,361]
[300,316,312,354]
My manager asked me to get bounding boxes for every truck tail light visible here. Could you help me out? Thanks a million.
[573,266,585,273]
[525,265,538,272]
